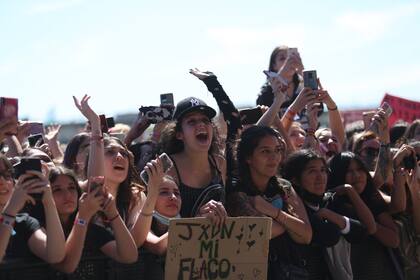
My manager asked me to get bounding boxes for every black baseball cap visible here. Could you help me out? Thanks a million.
[172,97,216,121]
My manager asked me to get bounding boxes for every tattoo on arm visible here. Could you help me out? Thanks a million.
[378,145,391,182]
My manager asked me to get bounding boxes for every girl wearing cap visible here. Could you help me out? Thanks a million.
[160,95,227,223]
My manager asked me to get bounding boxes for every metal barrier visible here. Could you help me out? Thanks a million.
[0,249,163,280]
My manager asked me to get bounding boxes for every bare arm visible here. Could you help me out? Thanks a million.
[372,111,392,188]
[101,193,138,263]
[28,174,66,263]
[373,212,400,248]
[144,232,168,256]
[73,95,104,179]
[407,168,420,234]
[44,125,64,162]
[53,190,103,273]
[253,187,312,244]
[256,78,287,127]
[131,158,163,247]
[317,81,345,146]
[226,192,286,239]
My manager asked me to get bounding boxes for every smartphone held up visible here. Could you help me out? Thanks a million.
[140,153,173,186]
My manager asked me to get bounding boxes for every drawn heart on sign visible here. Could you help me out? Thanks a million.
[246,240,256,250]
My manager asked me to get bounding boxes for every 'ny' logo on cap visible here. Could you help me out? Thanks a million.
[190,98,200,107]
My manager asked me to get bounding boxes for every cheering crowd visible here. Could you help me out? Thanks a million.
[0,45,419,280]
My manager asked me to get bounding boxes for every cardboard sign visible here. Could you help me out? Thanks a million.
[165,217,272,280]
[381,93,420,127]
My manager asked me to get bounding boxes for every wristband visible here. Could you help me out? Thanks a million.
[327,105,338,111]
[341,216,351,234]
[0,215,16,235]
[74,218,87,227]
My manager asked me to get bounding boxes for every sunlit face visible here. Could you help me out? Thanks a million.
[317,129,340,158]
[51,175,78,216]
[104,141,130,184]
[154,179,181,218]
[0,161,14,209]
[345,160,368,194]
[247,135,283,180]
[299,159,328,196]
[272,50,288,72]
[177,112,213,152]
[289,124,306,149]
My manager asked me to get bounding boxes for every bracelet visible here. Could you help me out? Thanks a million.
[107,213,120,223]
[90,134,103,141]
[140,211,154,217]
[286,109,297,117]
[1,212,16,219]
[274,209,281,221]
[74,218,87,227]
[327,105,338,111]
[380,143,390,148]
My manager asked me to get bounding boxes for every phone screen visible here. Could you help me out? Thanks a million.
[0,97,18,120]
[303,70,318,90]
[160,93,174,106]
[239,108,263,125]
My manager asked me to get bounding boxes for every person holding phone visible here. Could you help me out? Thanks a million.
[47,166,137,274]
[73,95,146,233]
[257,46,304,110]
[134,157,182,279]
[0,154,65,263]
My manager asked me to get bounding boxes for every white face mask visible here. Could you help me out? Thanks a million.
[152,211,181,226]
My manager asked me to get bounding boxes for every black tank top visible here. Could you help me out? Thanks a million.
[169,154,224,217]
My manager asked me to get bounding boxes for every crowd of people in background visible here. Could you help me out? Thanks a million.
[0,45,419,280]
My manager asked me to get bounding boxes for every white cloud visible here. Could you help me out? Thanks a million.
[335,3,420,41]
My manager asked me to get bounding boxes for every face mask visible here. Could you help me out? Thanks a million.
[153,211,181,226]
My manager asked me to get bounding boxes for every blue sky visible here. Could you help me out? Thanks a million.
[1,0,419,123]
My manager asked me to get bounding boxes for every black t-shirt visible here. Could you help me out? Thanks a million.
[83,223,115,256]
[5,213,41,259]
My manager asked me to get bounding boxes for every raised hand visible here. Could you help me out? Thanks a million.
[189,68,214,80]
[73,95,99,123]
[198,200,227,227]
[142,157,164,197]
[78,188,104,221]
[44,125,61,142]
[290,87,319,113]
